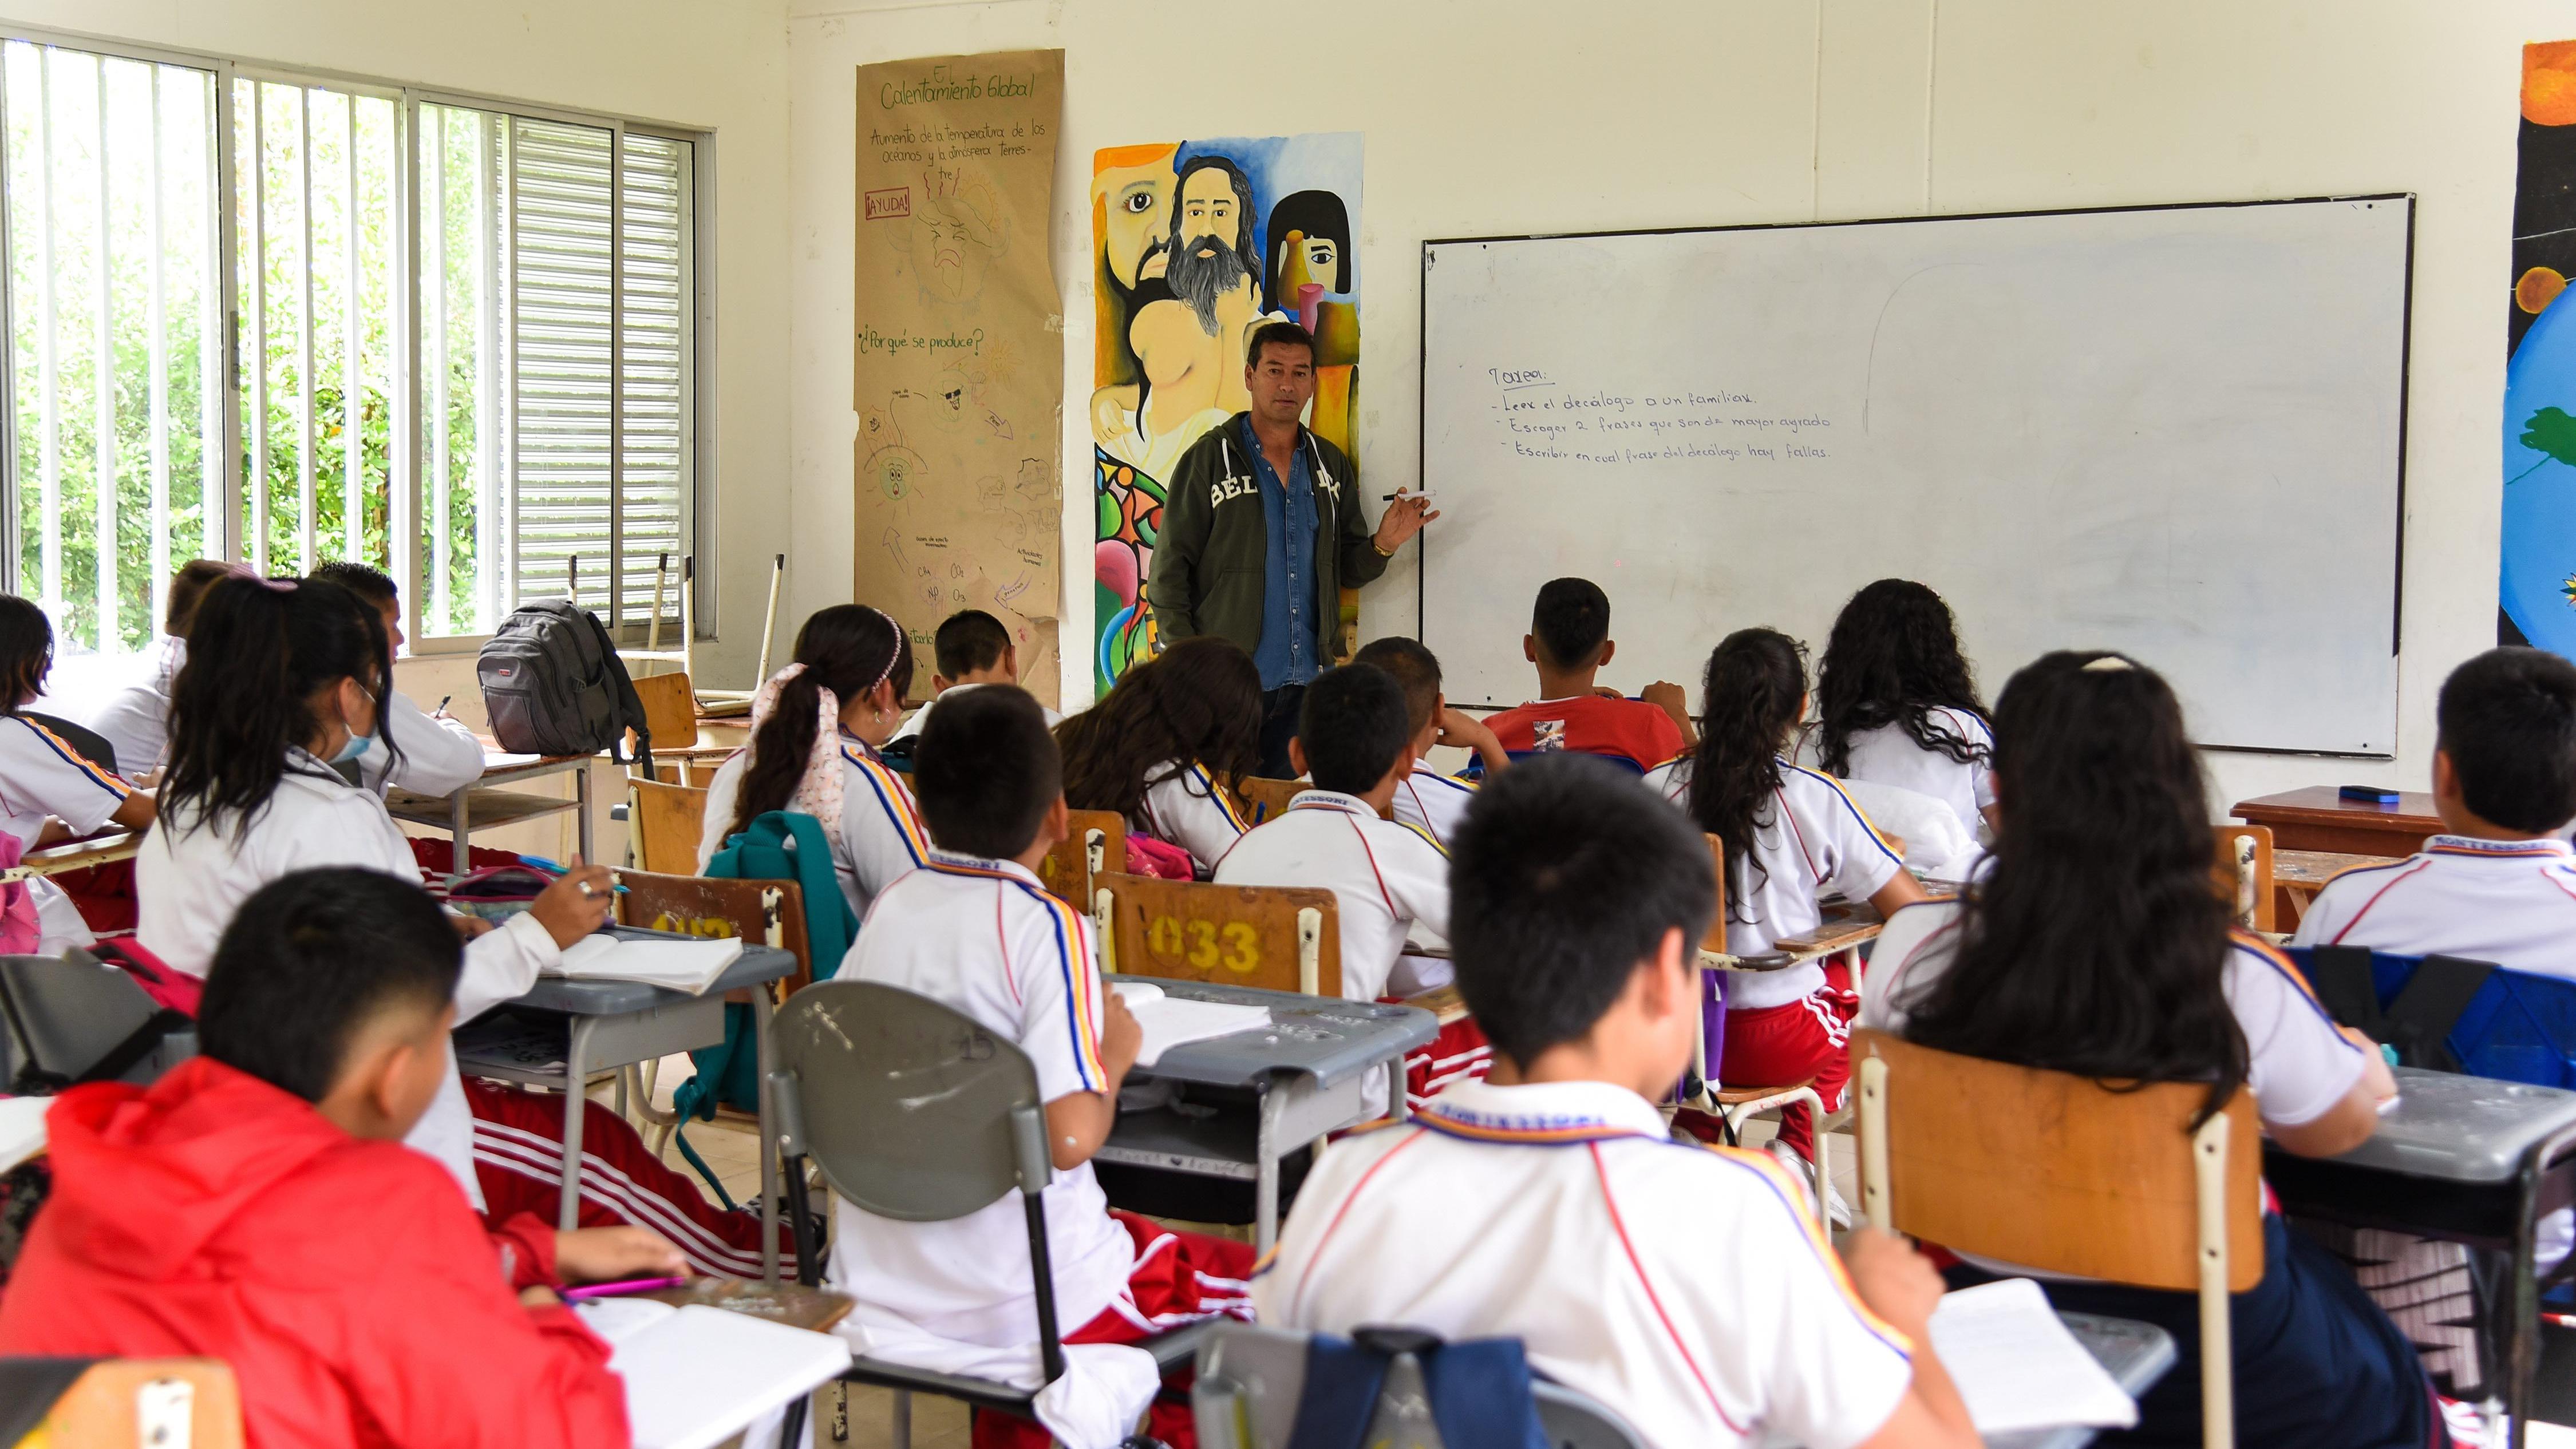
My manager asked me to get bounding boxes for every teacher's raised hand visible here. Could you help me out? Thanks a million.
[1374,488,1440,553]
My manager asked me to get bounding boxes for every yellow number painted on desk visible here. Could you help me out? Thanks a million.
[1187,919,1221,969]
[1220,922,1260,975]
[1147,914,1184,957]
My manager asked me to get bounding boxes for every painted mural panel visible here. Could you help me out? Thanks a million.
[1089,133,1362,692]
[2506,42,2576,651]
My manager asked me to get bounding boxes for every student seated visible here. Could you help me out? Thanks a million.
[697,604,930,919]
[1350,635,1508,850]
[1057,635,1261,874]
[139,575,768,1270]
[2291,646,2576,971]
[1799,579,1998,840]
[0,867,671,1448]
[310,560,488,797]
[1481,577,1690,771]
[832,684,1252,1449]
[1862,651,2439,1449]
[1256,754,1978,1449]
[0,595,156,956]
[1647,628,1924,1187]
[890,607,1064,744]
[78,557,229,775]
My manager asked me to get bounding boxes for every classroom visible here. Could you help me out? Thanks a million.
[3,1,2575,1447]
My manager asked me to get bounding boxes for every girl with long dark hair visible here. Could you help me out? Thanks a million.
[1860,652,2433,1448]
[1056,635,1262,873]
[0,595,156,955]
[1646,627,1924,1187]
[137,573,617,1206]
[1803,579,1997,838]
[696,604,930,919]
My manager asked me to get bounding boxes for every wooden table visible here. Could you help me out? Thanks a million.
[2271,848,2400,928]
[2233,786,2441,857]
[0,828,144,882]
[386,749,592,879]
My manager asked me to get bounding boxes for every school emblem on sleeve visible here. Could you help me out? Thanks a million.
[1532,719,1566,752]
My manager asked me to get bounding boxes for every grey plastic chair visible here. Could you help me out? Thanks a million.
[768,979,1212,1448]
[1191,1321,1648,1449]
[0,949,194,1090]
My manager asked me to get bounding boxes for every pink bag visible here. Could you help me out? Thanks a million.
[0,834,45,957]
[1124,833,1198,881]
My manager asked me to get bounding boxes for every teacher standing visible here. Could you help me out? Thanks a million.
[1148,319,1437,777]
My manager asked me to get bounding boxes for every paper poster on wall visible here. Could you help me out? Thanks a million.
[2505,41,2576,654]
[1089,132,1362,693]
[852,51,1063,703]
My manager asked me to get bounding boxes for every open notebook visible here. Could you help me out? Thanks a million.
[545,934,743,995]
[1929,1278,2139,1435]
[1108,980,1272,1067]
[576,1299,848,1449]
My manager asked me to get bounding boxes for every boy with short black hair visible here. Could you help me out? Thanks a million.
[837,684,1252,1449]
[1255,755,1980,1449]
[1481,577,1693,770]
[0,868,649,1448]
[1352,636,1509,849]
[890,608,1061,744]
[2293,647,2576,973]
[306,558,487,795]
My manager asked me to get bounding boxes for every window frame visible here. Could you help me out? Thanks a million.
[0,18,717,656]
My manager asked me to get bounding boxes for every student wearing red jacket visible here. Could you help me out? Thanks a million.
[1482,578,1694,773]
[0,868,678,1448]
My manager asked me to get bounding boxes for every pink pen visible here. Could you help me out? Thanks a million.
[561,1275,690,1302]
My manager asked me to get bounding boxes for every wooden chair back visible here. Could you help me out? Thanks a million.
[629,671,698,782]
[2212,823,2276,933]
[1701,833,1731,955]
[629,777,710,877]
[1850,1027,2262,1448]
[1037,810,1127,908]
[1092,872,1342,996]
[684,757,727,789]
[1233,775,1306,825]
[614,868,818,995]
[5,1358,246,1449]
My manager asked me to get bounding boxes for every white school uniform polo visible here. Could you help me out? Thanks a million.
[359,688,488,798]
[1795,708,1996,839]
[1212,789,1451,1005]
[136,749,562,1206]
[697,734,931,920]
[79,636,181,774]
[0,714,133,954]
[1389,761,1476,850]
[1135,758,1252,873]
[1644,757,1904,1009]
[829,851,1134,1347]
[1254,1077,1917,1449]
[2288,835,2576,977]
[889,680,1063,743]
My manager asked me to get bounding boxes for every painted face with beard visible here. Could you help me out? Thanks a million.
[1164,159,1259,335]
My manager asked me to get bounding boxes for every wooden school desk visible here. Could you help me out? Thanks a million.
[2270,848,2401,928]
[0,828,143,882]
[386,746,595,880]
[2231,787,2440,857]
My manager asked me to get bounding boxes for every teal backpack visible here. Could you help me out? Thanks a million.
[672,809,858,1203]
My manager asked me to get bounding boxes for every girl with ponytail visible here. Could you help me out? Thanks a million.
[137,572,622,1212]
[1643,627,1924,1189]
[697,604,931,919]
[1860,654,2426,1448]
[0,594,156,956]
[1803,579,1997,839]
[1056,635,1262,873]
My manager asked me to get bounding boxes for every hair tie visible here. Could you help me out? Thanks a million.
[862,607,903,694]
[2081,655,2136,674]
[747,662,848,826]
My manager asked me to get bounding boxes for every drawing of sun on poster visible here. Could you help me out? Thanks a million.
[1090,132,1362,692]
[2506,41,2576,652]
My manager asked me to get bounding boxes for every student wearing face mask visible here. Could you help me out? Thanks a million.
[307,560,487,797]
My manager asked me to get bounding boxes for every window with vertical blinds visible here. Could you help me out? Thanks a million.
[0,28,703,655]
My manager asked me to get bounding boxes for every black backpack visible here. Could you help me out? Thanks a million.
[476,599,655,771]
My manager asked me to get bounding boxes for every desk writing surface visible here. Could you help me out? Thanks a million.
[2324,1068,2576,1185]
[641,1278,852,1333]
[1120,979,1435,1090]
[511,930,796,1015]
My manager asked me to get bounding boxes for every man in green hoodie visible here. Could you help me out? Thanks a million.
[1145,318,1437,775]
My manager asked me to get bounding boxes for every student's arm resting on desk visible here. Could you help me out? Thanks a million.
[451,865,615,1022]
[1026,906,1142,1170]
[375,688,487,796]
[1044,988,1141,1170]
[2240,941,2392,1159]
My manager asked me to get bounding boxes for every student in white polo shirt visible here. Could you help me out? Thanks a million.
[1058,635,1262,874]
[833,685,1253,1449]
[309,561,487,798]
[1645,628,1925,1183]
[1797,579,1998,841]
[0,596,156,955]
[1257,754,1977,1449]
[1862,650,2439,1449]
[886,608,1062,746]
[696,604,931,919]
[2291,647,2576,973]
[76,559,229,776]
[1351,635,1510,850]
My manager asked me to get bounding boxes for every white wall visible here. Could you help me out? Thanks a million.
[788,0,2570,815]
[15,0,797,692]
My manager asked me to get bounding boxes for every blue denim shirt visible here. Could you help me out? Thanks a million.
[1243,417,1323,690]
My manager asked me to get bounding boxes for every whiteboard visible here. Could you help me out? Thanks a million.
[1419,198,2411,755]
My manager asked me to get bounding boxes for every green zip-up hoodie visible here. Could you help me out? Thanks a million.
[1144,413,1388,662]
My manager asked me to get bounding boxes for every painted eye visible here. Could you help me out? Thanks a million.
[1124,191,1153,213]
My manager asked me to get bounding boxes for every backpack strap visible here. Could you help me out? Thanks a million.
[580,608,654,774]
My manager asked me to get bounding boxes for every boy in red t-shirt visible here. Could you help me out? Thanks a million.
[1484,577,1696,771]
